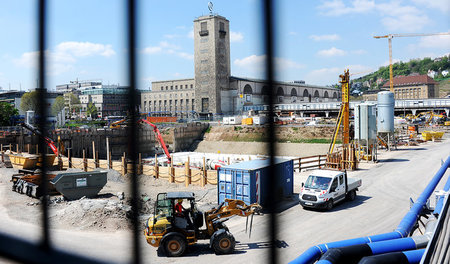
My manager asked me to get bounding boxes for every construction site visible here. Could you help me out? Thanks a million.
[1,69,450,264]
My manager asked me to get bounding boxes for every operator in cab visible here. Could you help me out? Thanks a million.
[174,199,194,229]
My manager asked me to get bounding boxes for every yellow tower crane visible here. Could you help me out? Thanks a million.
[373,32,450,92]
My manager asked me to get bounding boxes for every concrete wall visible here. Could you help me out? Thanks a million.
[173,122,209,152]
[51,128,157,159]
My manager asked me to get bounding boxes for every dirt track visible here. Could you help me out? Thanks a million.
[194,141,331,157]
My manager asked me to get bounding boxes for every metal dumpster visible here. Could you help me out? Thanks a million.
[50,170,107,200]
[217,158,293,207]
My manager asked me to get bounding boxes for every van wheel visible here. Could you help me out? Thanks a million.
[163,234,187,257]
[326,199,333,210]
[347,190,356,201]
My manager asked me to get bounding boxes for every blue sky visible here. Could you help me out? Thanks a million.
[0,0,449,92]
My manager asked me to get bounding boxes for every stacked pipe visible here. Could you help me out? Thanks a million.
[290,155,450,264]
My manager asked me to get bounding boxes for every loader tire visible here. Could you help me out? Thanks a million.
[162,234,187,257]
[212,230,235,255]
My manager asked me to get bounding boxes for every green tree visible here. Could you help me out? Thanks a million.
[0,102,19,126]
[51,96,65,115]
[20,90,39,112]
[68,93,81,114]
[86,102,98,118]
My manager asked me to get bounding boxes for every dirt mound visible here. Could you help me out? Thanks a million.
[49,197,132,230]
[204,125,336,142]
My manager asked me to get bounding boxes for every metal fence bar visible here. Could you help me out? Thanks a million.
[263,0,278,263]
[37,0,50,251]
[126,0,141,263]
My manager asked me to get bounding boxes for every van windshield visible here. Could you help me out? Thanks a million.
[304,175,332,190]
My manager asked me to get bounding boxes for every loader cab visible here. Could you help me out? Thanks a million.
[154,192,204,230]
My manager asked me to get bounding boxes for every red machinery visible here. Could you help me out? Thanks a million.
[138,119,171,163]
[20,123,58,156]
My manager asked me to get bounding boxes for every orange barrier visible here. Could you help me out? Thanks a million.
[147,116,177,123]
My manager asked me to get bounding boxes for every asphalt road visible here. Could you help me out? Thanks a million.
[0,139,449,264]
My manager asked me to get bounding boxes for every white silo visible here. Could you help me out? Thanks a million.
[377,91,395,150]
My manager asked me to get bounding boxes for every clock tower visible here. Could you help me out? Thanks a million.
[193,13,230,117]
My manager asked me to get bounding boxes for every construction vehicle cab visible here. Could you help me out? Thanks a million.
[144,191,261,257]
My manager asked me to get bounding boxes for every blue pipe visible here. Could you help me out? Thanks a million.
[358,249,425,264]
[369,237,417,255]
[290,155,450,264]
[403,249,425,264]
[396,155,450,237]
[433,170,450,214]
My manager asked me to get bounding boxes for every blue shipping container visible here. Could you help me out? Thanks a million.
[217,158,293,207]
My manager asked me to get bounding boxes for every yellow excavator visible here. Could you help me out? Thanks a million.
[144,192,262,257]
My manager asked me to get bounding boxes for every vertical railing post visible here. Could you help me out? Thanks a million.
[68,148,72,168]
[138,153,142,175]
[202,157,206,187]
[169,158,174,183]
[122,152,127,176]
[154,154,159,179]
[83,149,87,172]
[185,157,191,187]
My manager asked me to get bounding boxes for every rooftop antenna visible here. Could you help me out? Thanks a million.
[208,1,213,15]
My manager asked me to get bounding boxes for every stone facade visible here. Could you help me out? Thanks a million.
[227,77,340,113]
[141,79,195,118]
[194,15,230,116]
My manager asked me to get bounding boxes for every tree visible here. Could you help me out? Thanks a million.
[0,102,19,126]
[68,93,81,113]
[20,90,39,112]
[86,102,98,118]
[51,96,65,115]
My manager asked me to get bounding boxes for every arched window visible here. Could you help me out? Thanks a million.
[277,87,284,96]
[290,88,297,96]
[261,86,269,103]
[243,84,252,94]
[324,91,329,98]
[333,92,337,98]
[303,89,309,97]
[314,90,320,98]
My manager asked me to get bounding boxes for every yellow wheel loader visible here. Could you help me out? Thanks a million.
[144,191,261,257]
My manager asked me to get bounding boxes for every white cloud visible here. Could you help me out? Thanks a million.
[13,41,115,76]
[380,13,430,32]
[416,34,450,49]
[164,34,180,39]
[230,31,244,42]
[13,50,74,76]
[317,47,346,57]
[142,41,193,60]
[318,0,375,16]
[305,64,374,85]
[234,54,304,75]
[188,29,194,39]
[347,64,374,75]
[178,52,194,60]
[55,41,115,57]
[305,67,342,85]
[143,46,162,54]
[318,0,431,32]
[352,49,367,55]
[309,34,340,41]
[412,0,450,14]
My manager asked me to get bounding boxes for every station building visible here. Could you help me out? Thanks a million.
[141,13,338,119]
